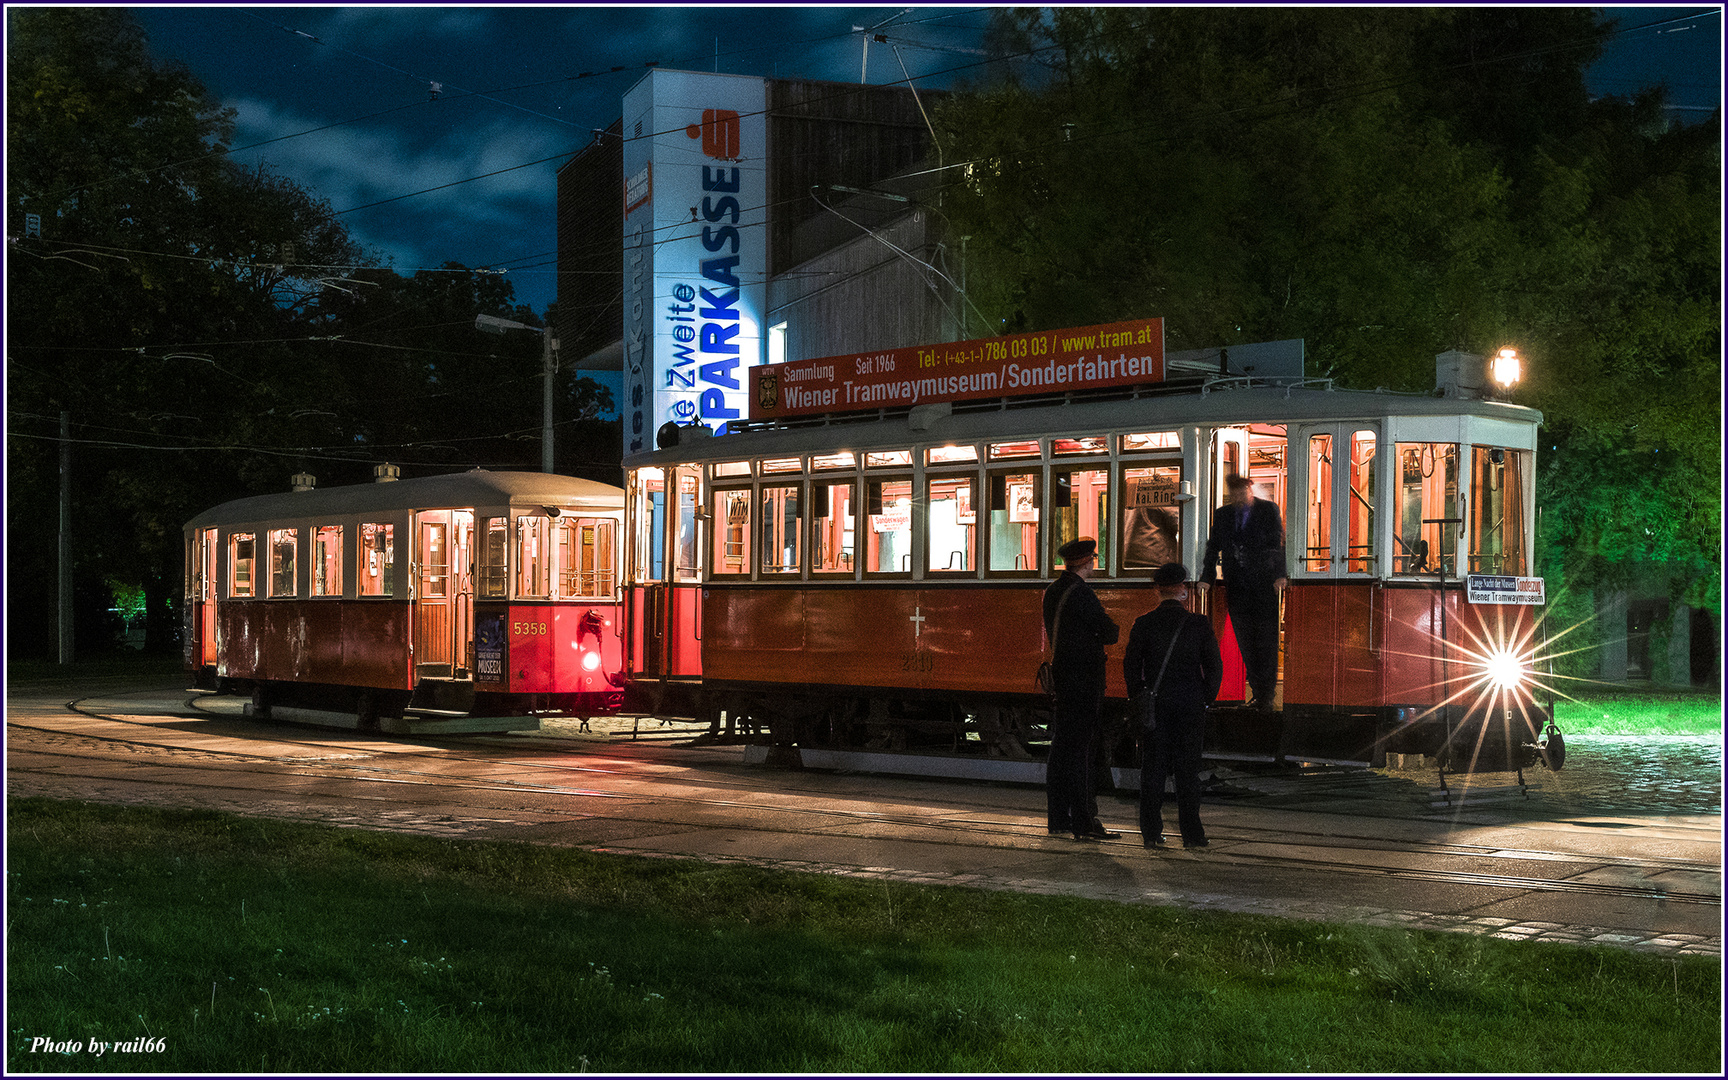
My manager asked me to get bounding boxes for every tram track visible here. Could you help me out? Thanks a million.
[9,693,1720,913]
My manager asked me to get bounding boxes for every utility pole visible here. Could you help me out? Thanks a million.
[59,410,73,664]
[475,314,560,472]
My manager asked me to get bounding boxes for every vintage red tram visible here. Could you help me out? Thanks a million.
[620,342,1563,777]
[184,468,625,733]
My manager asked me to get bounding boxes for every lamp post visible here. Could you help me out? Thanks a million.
[475,313,559,473]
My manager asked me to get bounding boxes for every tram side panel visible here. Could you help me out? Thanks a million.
[215,598,412,693]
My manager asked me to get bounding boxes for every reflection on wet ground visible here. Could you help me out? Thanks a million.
[1215,735,1723,819]
[1528,734,1722,817]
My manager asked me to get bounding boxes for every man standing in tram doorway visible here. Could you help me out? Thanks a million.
[1125,563,1222,848]
[1043,537,1121,841]
[1198,474,1288,711]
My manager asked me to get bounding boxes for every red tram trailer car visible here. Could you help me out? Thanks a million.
[184,468,625,733]
[621,326,1562,778]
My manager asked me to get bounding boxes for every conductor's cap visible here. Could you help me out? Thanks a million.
[1153,562,1189,586]
[1057,537,1097,563]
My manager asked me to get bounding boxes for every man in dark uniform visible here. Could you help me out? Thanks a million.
[1124,562,1222,848]
[1198,474,1288,710]
[1042,537,1120,841]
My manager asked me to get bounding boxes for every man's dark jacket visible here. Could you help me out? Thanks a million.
[1124,599,1223,715]
[1199,497,1289,590]
[1043,571,1119,679]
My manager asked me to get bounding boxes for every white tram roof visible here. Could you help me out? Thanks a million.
[629,383,1545,467]
[186,469,623,530]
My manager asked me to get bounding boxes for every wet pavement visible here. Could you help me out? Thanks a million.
[7,685,1722,959]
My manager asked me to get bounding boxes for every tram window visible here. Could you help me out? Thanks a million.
[711,489,752,576]
[313,525,342,596]
[1122,466,1182,571]
[674,471,701,583]
[812,451,856,471]
[988,471,1040,572]
[1347,431,1377,573]
[865,478,913,575]
[1469,446,1530,575]
[270,528,298,597]
[811,481,855,574]
[230,533,255,597]
[926,445,977,465]
[359,523,394,597]
[760,485,802,574]
[989,440,1041,460]
[1053,436,1108,456]
[477,518,507,598]
[1393,443,1459,577]
[865,449,912,468]
[761,457,802,475]
[1122,431,1180,453]
[559,518,616,599]
[1305,435,1333,572]
[1051,468,1110,571]
[632,467,666,583]
[421,522,449,599]
[714,461,750,478]
[516,515,550,598]
[927,475,976,573]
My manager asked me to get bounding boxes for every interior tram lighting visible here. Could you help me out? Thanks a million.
[1489,347,1522,389]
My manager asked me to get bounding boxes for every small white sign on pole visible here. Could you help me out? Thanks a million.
[1466,575,1546,605]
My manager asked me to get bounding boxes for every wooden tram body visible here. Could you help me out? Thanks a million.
[622,381,1559,775]
[184,470,625,733]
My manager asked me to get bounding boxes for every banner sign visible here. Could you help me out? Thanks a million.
[1466,575,1546,605]
[621,71,768,460]
[749,317,1164,420]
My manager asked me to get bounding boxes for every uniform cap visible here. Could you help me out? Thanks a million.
[1152,562,1189,586]
[1057,537,1097,563]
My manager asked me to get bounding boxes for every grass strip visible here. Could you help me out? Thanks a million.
[6,797,1719,1074]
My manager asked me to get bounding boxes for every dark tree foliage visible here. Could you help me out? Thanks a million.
[6,9,616,659]
[940,7,1720,616]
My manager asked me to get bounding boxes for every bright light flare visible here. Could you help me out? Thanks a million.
[1482,648,1526,691]
[581,650,602,672]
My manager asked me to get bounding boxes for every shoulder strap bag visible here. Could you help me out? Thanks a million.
[1034,584,1077,697]
[1135,622,1184,733]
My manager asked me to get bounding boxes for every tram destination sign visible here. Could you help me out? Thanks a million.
[749,317,1164,420]
[1466,575,1546,605]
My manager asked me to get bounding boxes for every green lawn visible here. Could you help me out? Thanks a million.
[6,798,1719,1074]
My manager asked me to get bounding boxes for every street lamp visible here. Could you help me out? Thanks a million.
[475,313,560,473]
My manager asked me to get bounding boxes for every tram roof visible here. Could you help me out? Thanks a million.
[628,382,1545,467]
[185,469,623,530]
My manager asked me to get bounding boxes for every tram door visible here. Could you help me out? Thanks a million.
[626,467,704,704]
[198,528,218,666]
[1207,428,1255,703]
[414,511,475,678]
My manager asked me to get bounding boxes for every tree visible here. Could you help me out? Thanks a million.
[937,7,1720,625]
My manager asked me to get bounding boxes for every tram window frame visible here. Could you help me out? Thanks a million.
[1347,429,1378,575]
[1304,434,1334,573]
[477,517,508,598]
[672,470,701,583]
[558,517,617,599]
[516,514,552,598]
[989,440,1041,460]
[1121,431,1181,453]
[631,467,667,584]
[759,482,803,575]
[760,456,802,475]
[864,449,912,469]
[1468,445,1530,576]
[1119,463,1184,574]
[985,468,1041,576]
[230,532,256,598]
[1049,464,1112,575]
[713,461,750,478]
[925,471,978,574]
[809,477,857,577]
[926,444,978,466]
[358,522,395,597]
[811,451,856,471]
[710,487,753,577]
[1392,442,1459,578]
[312,524,343,597]
[863,475,914,577]
[269,528,299,598]
[1053,435,1109,456]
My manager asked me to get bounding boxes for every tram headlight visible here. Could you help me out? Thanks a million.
[1484,648,1526,691]
[1489,347,1522,390]
[581,649,602,672]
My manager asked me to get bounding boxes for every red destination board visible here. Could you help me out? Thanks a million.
[749,317,1164,420]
